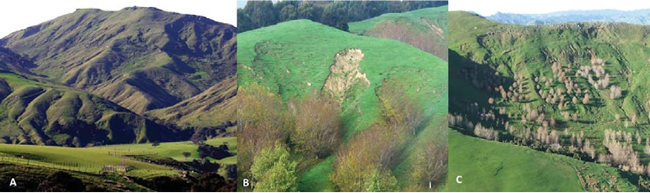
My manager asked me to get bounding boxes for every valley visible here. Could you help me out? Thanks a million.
[449,11,650,191]
[0,6,237,192]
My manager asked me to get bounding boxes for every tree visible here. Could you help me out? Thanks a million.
[330,122,404,191]
[191,130,206,145]
[379,77,426,136]
[279,4,298,22]
[152,141,160,147]
[182,152,191,160]
[237,9,253,32]
[297,1,316,20]
[364,168,398,192]
[237,83,292,179]
[321,1,350,31]
[610,85,622,99]
[243,1,278,30]
[291,92,341,159]
[251,142,298,192]
[412,129,447,190]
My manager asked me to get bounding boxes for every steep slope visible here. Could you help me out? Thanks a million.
[0,47,35,75]
[349,6,448,60]
[239,19,446,136]
[0,7,236,114]
[0,52,176,146]
[449,11,650,190]
[238,20,447,191]
[147,76,237,128]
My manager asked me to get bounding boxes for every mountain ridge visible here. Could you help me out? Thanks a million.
[1,6,237,114]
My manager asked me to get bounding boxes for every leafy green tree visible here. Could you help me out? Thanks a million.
[243,1,277,30]
[237,83,292,181]
[321,1,349,31]
[364,168,398,192]
[237,9,253,32]
[279,4,298,22]
[251,142,298,192]
[297,1,317,20]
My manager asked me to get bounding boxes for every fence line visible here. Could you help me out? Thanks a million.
[0,154,102,174]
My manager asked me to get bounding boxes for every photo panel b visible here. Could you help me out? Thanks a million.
[236,0,449,191]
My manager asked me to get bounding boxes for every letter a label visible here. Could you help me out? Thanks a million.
[9,178,17,187]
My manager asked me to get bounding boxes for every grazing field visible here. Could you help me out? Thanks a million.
[95,137,237,164]
[0,137,236,178]
[0,144,175,178]
[349,6,448,60]
[449,10,650,191]
[238,13,447,191]
[448,130,584,192]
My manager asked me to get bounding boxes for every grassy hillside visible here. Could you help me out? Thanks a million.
[239,19,446,136]
[0,7,236,114]
[0,6,237,192]
[147,76,237,128]
[0,137,236,191]
[449,129,580,191]
[0,72,178,146]
[349,6,448,60]
[96,137,237,164]
[238,19,447,191]
[0,144,176,178]
[449,11,650,191]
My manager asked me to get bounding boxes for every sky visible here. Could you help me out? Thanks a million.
[450,0,650,16]
[0,0,237,38]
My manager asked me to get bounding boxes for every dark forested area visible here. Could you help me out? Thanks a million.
[238,0,447,32]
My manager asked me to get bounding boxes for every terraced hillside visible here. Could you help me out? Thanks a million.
[449,11,650,191]
[349,5,448,60]
[238,18,447,191]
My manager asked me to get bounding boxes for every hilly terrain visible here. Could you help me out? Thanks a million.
[0,138,236,191]
[487,9,650,26]
[237,18,447,192]
[0,7,238,192]
[349,5,448,60]
[0,48,176,146]
[0,7,236,115]
[449,11,650,191]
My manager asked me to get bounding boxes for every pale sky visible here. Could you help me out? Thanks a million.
[450,0,650,16]
[0,0,237,38]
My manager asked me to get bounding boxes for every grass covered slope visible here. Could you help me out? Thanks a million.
[0,72,176,146]
[239,19,446,136]
[449,11,650,191]
[0,143,175,178]
[448,130,584,192]
[349,6,448,60]
[238,19,447,191]
[0,7,236,114]
[0,137,237,191]
[147,76,238,128]
[96,137,237,164]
